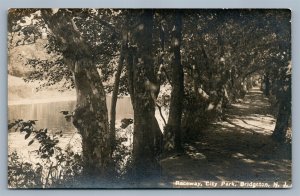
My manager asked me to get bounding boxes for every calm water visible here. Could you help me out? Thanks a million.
[8,96,134,159]
[8,96,134,134]
[8,95,166,161]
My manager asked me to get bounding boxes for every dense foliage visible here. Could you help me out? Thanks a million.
[8,9,291,187]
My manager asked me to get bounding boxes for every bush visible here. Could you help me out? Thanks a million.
[8,151,43,188]
[8,120,83,188]
[8,119,135,187]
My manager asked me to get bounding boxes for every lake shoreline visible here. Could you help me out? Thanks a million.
[8,96,77,106]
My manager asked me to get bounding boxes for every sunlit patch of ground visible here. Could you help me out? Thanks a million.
[161,87,291,185]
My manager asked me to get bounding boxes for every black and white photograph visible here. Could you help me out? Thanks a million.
[7,9,291,188]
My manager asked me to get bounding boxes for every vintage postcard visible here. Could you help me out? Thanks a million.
[8,9,291,188]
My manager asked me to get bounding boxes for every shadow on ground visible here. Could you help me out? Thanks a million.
[161,87,291,185]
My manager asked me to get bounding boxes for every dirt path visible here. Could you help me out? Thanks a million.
[161,87,291,187]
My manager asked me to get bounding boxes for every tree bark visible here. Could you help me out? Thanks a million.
[41,10,112,180]
[272,74,291,143]
[70,59,112,178]
[164,11,184,153]
[127,10,163,180]
[272,100,291,143]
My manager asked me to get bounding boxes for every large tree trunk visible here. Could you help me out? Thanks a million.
[272,100,291,143]
[164,11,184,153]
[41,10,113,180]
[127,10,163,180]
[70,59,112,179]
[272,74,291,143]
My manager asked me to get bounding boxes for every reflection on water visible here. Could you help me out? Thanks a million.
[8,96,134,133]
[9,101,76,133]
[8,95,167,163]
[8,96,134,159]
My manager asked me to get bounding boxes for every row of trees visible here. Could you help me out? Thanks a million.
[8,9,291,183]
